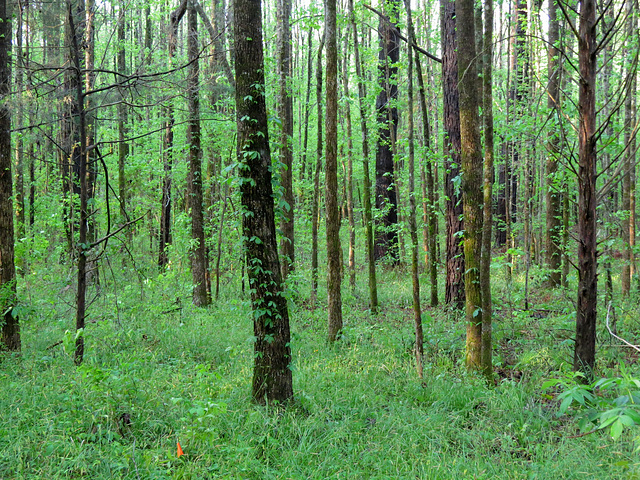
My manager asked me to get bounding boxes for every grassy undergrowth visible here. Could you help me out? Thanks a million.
[2,251,640,479]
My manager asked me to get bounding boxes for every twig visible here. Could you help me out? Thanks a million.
[605,301,640,352]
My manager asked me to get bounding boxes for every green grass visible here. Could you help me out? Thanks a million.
[2,250,640,479]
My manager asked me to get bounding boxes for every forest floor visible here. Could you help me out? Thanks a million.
[2,255,640,479]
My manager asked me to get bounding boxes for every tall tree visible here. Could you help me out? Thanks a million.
[481,0,494,376]
[187,0,210,306]
[441,0,464,307]
[546,0,562,287]
[349,0,378,313]
[0,0,19,351]
[374,0,400,262]
[325,0,342,342]
[117,7,129,226]
[277,0,295,279]
[159,0,187,269]
[457,0,484,371]
[404,0,423,377]
[235,0,293,403]
[574,0,598,377]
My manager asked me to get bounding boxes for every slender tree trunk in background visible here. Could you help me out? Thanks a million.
[159,0,187,269]
[574,0,597,378]
[117,8,129,226]
[66,2,89,366]
[311,33,325,301]
[235,0,293,404]
[187,0,210,307]
[342,31,357,291]
[0,0,19,351]
[416,54,438,307]
[374,0,400,262]
[277,0,295,279]
[325,0,343,342]
[84,0,97,245]
[350,0,378,313]
[15,2,25,240]
[546,0,562,287]
[405,0,423,378]
[299,32,313,182]
[622,0,636,296]
[441,0,464,308]
[457,0,483,371]
[481,0,494,377]
[630,74,636,290]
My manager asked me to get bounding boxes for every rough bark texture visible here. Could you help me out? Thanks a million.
[405,0,423,378]
[277,0,295,279]
[374,0,400,262]
[457,0,483,371]
[310,34,324,300]
[234,0,293,403]
[441,0,464,307]
[574,0,597,378]
[342,31,356,291]
[187,0,209,307]
[546,0,562,287]
[0,0,19,351]
[349,0,378,313]
[325,0,343,342]
[481,0,494,377]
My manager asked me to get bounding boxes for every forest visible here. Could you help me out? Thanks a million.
[1,0,640,476]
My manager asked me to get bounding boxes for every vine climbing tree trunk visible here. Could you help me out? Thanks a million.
[441,0,464,307]
[374,0,400,262]
[235,0,293,403]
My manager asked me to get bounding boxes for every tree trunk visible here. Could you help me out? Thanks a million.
[310,33,325,301]
[342,29,357,291]
[0,0,19,351]
[481,0,494,377]
[117,8,129,225]
[326,0,343,342]
[349,0,378,313]
[14,1,25,240]
[457,0,483,371]
[574,0,597,378]
[546,0,562,287]
[277,0,295,279]
[159,0,187,269]
[374,0,400,262]
[187,0,210,307]
[441,0,464,307]
[405,0,423,378]
[235,0,293,404]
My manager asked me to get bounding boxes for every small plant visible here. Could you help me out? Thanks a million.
[543,365,640,445]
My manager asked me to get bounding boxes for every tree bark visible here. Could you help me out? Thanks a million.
[405,0,423,378]
[310,33,324,301]
[277,0,295,279]
[235,0,293,404]
[574,0,597,378]
[457,0,484,371]
[481,0,494,377]
[374,0,400,263]
[187,0,210,306]
[325,0,343,342]
[546,0,562,287]
[441,0,464,307]
[349,0,378,313]
[0,0,19,351]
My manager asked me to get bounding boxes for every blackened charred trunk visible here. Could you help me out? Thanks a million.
[374,0,400,263]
